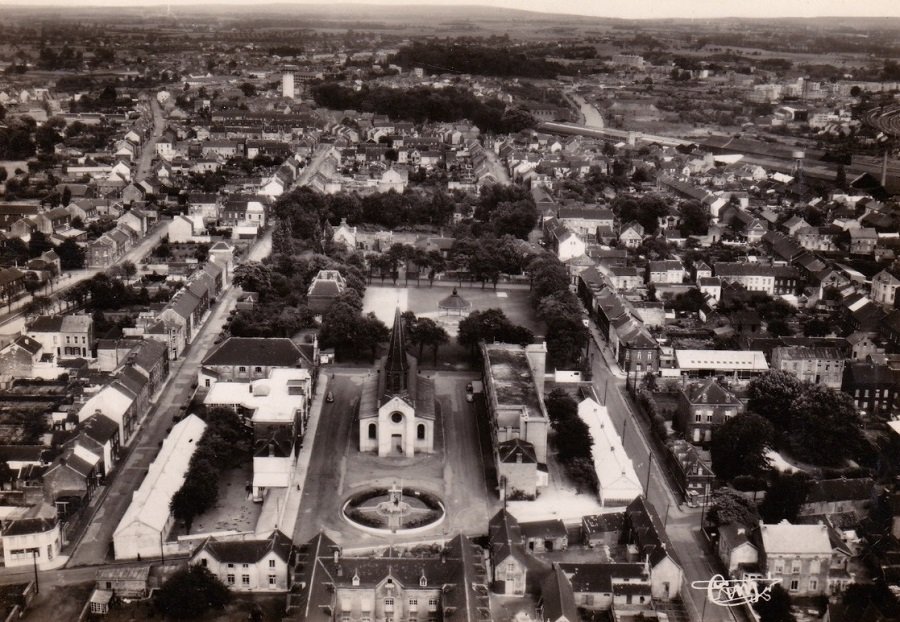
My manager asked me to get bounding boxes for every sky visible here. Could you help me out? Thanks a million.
[1,0,899,19]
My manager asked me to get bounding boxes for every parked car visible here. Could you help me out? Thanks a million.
[326,391,334,403]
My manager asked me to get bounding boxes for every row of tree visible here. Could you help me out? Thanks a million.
[170,407,250,532]
[545,389,599,494]
[528,252,589,370]
[310,83,535,134]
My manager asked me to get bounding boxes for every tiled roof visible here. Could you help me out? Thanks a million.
[194,529,293,564]
[203,337,302,367]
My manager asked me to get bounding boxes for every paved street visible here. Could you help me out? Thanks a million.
[586,334,747,622]
[295,144,336,188]
[293,369,491,547]
[66,230,271,567]
[135,96,165,183]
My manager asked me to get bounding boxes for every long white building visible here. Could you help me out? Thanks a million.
[113,414,207,560]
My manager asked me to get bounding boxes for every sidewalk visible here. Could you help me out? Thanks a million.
[256,371,329,536]
[588,323,626,379]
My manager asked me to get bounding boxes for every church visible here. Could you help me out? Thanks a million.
[358,309,436,457]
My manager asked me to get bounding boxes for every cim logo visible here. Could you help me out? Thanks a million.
[691,575,782,607]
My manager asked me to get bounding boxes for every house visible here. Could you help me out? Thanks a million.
[482,342,550,497]
[1,518,62,570]
[332,218,358,251]
[677,378,743,444]
[558,562,650,612]
[94,566,151,603]
[77,413,121,479]
[667,439,715,504]
[556,206,614,238]
[488,509,528,595]
[619,222,645,249]
[842,361,900,416]
[520,519,568,553]
[540,566,579,622]
[544,218,587,262]
[606,266,643,291]
[798,478,874,520]
[191,530,293,591]
[622,497,683,600]
[581,513,626,548]
[717,524,759,578]
[759,520,833,596]
[771,346,845,389]
[647,260,686,285]
[112,415,207,560]
[849,228,877,255]
[78,384,138,448]
[25,314,93,359]
[200,337,307,387]
[0,335,44,377]
[871,268,900,307]
[42,446,99,519]
[713,263,800,296]
[286,532,489,622]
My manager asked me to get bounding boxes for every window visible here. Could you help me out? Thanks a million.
[585,595,594,606]
[409,599,418,610]
[789,579,799,592]
[791,560,801,574]
[368,423,377,440]
[227,574,235,585]
[269,575,277,586]
[809,579,818,592]
[417,424,426,440]
[227,563,235,569]
[774,561,784,574]
[385,598,394,610]
[391,412,403,424]
[255,366,262,373]
[428,599,438,612]
[200,558,208,567]
[242,575,250,586]
[705,415,713,423]
[242,563,249,569]
[269,559,276,568]
[694,414,702,423]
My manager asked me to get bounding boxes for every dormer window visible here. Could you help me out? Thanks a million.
[352,571,360,587]
[420,575,428,587]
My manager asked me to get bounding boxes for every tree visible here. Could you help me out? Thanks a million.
[680,200,710,236]
[121,260,137,281]
[671,288,707,313]
[705,487,760,529]
[747,371,804,429]
[457,308,533,355]
[170,458,218,532]
[233,262,273,300]
[759,472,811,523]
[545,388,578,425]
[835,164,848,190]
[28,231,52,258]
[787,384,865,466]
[711,413,775,481]
[408,316,449,364]
[154,565,231,620]
[753,584,795,622]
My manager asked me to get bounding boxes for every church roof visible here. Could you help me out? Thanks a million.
[384,308,408,377]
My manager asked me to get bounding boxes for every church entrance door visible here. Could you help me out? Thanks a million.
[391,434,403,455]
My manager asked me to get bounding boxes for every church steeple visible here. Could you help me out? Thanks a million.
[384,308,409,395]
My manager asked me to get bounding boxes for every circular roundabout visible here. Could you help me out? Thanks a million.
[342,483,445,534]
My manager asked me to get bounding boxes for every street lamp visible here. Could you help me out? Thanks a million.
[32,549,39,595]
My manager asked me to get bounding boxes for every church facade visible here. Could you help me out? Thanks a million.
[359,309,436,457]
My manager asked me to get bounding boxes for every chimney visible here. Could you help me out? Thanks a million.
[516,451,522,464]
[268,442,275,457]
[334,549,340,563]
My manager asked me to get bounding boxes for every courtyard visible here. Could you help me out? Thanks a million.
[293,370,497,547]
[362,284,545,370]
